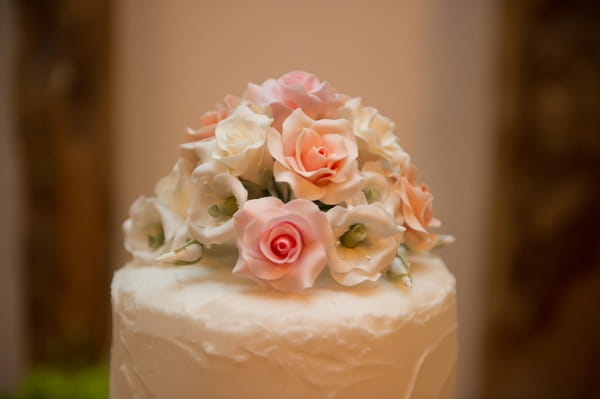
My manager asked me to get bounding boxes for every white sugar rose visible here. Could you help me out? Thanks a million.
[326,204,403,286]
[213,103,273,182]
[155,158,193,218]
[123,196,187,263]
[338,97,410,168]
[187,162,248,247]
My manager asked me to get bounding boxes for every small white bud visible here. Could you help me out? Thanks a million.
[390,257,408,275]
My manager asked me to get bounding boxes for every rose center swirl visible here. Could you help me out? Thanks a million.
[271,234,295,257]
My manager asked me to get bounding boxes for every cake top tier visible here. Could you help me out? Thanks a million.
[123,71,453,292]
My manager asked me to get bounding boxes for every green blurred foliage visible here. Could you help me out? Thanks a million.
[12,365,108,399]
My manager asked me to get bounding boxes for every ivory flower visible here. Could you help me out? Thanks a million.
[213,104,273,182]
[247,70,343,130]
[155,158,193,218]
[123,196,187,263]
[338,97,410,168]
[179,138,217,168]
[233,197,333,292]
[186,95,240,142]
[326,204,403,286]
[187,162,248,247]
[356,160,395,209]
[267,108,361,204]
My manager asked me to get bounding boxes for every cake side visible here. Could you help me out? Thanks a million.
[110,254,457,399]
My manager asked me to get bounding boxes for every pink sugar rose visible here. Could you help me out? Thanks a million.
[185,95,240,142]
[267,108,361,204]
[232,197,333,292]
[247,71,343,130]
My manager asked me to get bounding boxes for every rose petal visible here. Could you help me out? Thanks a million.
[331,269,381,287]
[268,242,327,292]
[319,164,362,204]
[267,127,286,165]
[281,85,322,118]
[273,162,325,201]
[301,145,330,172]
[295,128,323,171]
[281,109,314,153]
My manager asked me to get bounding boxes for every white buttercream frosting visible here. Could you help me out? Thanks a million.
[110,253,457,399]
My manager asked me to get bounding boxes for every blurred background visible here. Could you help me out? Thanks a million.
[1,0,599,398]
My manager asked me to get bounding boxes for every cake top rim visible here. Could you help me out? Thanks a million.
[113,253,456,333]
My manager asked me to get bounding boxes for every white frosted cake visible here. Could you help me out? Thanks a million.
[110,71,457,399]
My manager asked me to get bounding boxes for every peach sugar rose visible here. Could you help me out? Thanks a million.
[232,197,333,292]
[393,165,441,251]
[267,108,361,205]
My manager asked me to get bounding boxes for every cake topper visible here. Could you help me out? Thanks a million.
[124,71,453,292]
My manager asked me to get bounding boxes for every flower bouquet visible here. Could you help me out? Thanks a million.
[124,71,453,292]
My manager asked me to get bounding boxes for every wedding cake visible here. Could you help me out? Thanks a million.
[110,71,457,399]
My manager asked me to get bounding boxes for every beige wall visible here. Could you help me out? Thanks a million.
[0,0,27,391]
[113,1,498,398]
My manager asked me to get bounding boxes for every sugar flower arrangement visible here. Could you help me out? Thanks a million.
[123,71,453,292]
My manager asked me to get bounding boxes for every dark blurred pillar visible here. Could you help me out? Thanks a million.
[14,0,112,366]
[483,0,600,398]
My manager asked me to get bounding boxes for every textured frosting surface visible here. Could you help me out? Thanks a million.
[110,253,457,399]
